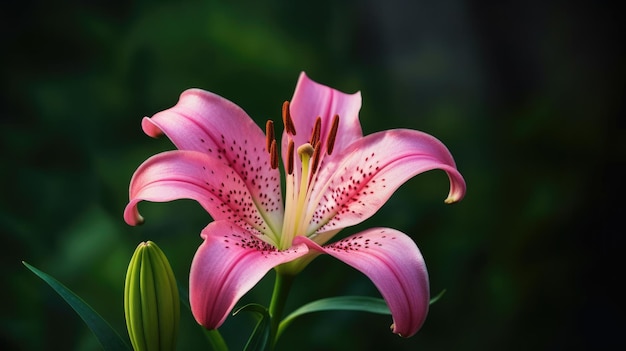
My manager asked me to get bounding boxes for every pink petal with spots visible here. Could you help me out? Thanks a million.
[295,228,429,337]
[306,128,466,237]
[141,88,284,231]
[190,221,309,329]
[282,72,363,180]
[124,150,281,237]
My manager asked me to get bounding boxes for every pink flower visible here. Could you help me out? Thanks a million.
[124,72,466,337]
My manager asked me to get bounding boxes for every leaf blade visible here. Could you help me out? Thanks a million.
[23,261,130,351]
[233,303,271,351]
[277,292,446,339]
[277,296,390,339]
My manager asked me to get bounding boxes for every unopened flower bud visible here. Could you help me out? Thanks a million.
[124,241,180,351]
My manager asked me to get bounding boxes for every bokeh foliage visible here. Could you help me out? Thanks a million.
[1,0,622,350]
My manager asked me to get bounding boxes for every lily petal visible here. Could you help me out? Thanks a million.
[295,228,429,337]
[190,221,309,329]
[306,129,466,236]
[283,72,363,171]
[141,88,284,232]
[124,150,282,239]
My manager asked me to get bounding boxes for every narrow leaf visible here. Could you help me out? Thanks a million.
[278,293,446,338]
[22,261,130,351]
[233,304,270,351]
[277,296,388,339]
[429,289,446,305]
[232,303,269,318]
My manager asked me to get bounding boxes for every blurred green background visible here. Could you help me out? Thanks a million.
[1,0,622,350]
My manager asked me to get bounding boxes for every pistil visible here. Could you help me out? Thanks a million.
[280,143,314,249]
[296,143,315,207]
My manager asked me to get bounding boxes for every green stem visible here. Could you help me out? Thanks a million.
[268,271,295,350]
[203,328,229,351]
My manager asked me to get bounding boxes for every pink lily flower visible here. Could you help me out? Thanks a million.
[124,72,466,338]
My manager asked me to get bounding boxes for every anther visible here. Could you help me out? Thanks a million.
[310,141,322,176]
[282,101,297,135]
[265,120,275,153]
[310,116,321,146]
[326,114,340,155]
[287,139,294,175]
[270,139,279,169]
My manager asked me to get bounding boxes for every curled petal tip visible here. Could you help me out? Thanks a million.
[123,202,144,226]
[444,174,466,204]
[141,116,164,138]
[389,323,405,337]
[134,216,145,225]
[444,195,459,204]
[124,216,144,226]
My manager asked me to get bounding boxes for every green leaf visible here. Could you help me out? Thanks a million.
[233,303,270,351]
[277,296,389,339]
[430,289,447,305]
[277,292,447,338]
[22,261,130,351]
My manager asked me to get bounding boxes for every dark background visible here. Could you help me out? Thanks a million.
[1,0,623,350]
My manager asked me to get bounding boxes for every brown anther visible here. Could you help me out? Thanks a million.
[310,116,321,146]
[282,101,297,135]
[326,114,340,155]
[310,141,322,176]
[265,120,275,153]
[270,139,279,169]
[287,139,294,175]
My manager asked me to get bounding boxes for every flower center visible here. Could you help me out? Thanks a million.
[265,101,339,249]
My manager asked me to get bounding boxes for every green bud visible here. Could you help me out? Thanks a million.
[124,241,180,351]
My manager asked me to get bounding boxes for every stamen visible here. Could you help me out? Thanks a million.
[270,139,278,169]
[310,116,321,146]
[265,120,275,153]
[326,114,340,155]
[287,139,295,175]
[310,141,322,177]
[282,101,297,135]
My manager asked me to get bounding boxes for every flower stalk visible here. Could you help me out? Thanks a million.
[268,271,295,349]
